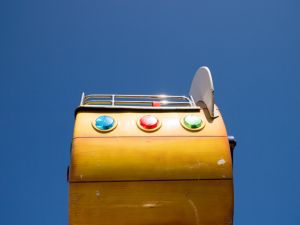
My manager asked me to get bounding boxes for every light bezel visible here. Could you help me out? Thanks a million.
[180,114,205,131]
[92,115,118,132]
[137,115,162,132]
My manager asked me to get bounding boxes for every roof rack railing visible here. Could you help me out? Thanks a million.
[80,94,195,108]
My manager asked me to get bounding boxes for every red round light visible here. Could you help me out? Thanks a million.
[139,115,159,130]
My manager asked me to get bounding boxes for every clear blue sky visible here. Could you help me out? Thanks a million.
[1,0,299,225]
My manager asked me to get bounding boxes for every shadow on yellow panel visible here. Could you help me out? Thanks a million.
[69,180,233,225]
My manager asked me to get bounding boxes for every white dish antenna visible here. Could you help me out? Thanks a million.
[189,66,217,118]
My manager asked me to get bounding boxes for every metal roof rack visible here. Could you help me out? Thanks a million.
[79,93,199,110]
[77,66,217,116]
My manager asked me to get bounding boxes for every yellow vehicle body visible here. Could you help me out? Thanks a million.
[68,67,235,225]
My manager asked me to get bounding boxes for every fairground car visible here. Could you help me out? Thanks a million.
[68,66,236,225]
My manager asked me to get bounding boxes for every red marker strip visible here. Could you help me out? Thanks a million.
[152,101,161,107]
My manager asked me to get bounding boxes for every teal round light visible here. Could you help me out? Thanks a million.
[183,115,202,129]
[95,115,115,130]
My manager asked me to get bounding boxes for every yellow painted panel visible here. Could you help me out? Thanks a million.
[73,110,227,138]
[69,137,232,182]
[69,180,233,225]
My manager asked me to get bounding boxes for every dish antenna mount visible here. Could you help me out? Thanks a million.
[189,66,218,118]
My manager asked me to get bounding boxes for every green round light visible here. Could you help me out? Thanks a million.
[183,115,202,129]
